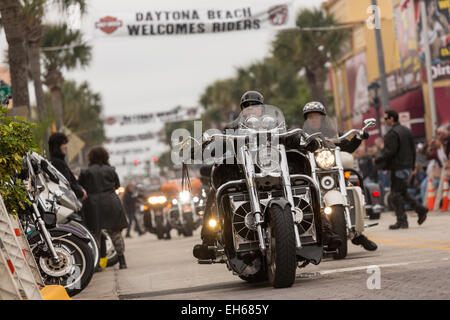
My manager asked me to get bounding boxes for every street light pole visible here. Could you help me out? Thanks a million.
[371,0,390,113]
[419,0,438,135]
[368,81,383,137]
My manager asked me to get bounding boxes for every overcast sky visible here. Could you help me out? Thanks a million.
[1,0,321,178]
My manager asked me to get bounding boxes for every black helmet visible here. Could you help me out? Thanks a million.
[302,101,327,119]
[240,90,264,109]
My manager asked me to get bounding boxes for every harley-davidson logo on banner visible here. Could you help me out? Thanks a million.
[93,2,295,37]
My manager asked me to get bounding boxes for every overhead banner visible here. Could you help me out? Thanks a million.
[105,131,165,144]
[105,107,200,126]
[93,2,295,37]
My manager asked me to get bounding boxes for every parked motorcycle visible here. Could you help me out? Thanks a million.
[303,117,378,259]
[18,152,95,296]
[186,105,323,288]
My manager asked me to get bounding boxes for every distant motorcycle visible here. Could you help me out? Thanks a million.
[168,190,202,237]
[143,193,171,240]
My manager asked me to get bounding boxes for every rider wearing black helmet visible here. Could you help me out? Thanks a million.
[302,102,377,252]
[240,90,264,109]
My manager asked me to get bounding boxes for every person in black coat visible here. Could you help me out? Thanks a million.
[78,147,129,269]
[48,132,87,201]
[375,110,428,229]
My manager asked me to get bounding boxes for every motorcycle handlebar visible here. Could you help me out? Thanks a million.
[203,128,307,142]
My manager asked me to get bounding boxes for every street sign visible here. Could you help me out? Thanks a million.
[62,126,86,164]
[0,84,11,99]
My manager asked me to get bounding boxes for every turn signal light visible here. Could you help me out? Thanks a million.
[344,171,351,179]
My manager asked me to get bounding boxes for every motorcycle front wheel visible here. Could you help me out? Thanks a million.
[29,230,95,297]
[329,205,348,260]
[266,204,297,288]
[68,221,99,269]
[182,212,194,237]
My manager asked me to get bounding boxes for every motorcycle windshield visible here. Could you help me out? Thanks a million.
[234,105,286,134]
[302,114,338,139]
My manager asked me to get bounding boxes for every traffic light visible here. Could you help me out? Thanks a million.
[133,159,139,165]
[152,156,158,163]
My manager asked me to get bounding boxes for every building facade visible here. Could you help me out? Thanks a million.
[323,0,450,142]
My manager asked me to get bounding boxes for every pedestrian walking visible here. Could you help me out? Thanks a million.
[78,146,129,269]
[48,132,87,201]
[123,182,144,238]
[375,110,428,229]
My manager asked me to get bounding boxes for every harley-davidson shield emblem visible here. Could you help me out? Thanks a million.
[268,5,288,26]
[95,16,123,34]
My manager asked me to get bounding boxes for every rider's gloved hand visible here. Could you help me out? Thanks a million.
[357,131,369,140]
[305,138,321,152]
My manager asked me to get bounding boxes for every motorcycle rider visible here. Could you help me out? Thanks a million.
[193,92,341,259]
[302,101,377,252]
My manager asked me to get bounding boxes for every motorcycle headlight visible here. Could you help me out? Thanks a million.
[193,196,199,203]
[179,190,191,203]
[244,116,260,129]
[261,116,276,130]
[148,195,167,205]
[315,149,335,169]
[320,175,335,190]
[256,146,280,173]
[172,199,178,205]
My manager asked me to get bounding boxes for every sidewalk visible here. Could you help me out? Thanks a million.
[75,261,118,300]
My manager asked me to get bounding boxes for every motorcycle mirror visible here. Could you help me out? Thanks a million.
[364,118,376,128]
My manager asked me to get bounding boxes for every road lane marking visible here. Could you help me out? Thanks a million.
[367,233,450,245]
[316,257,449,276]
[367,237,450,251]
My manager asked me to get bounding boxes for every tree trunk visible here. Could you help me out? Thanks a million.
[0,0,30,118]
[28,41,46,121]
[45,68,65,130]
[305,67,327,108]
[50,88,64,130]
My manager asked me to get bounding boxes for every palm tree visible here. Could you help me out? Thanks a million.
[21,0,86,123]
[272,8,349,109]
[0,0,31,118]
[41,23,91,130]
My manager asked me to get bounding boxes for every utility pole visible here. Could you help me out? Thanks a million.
[420,0,438,135]
[371,0,390,113]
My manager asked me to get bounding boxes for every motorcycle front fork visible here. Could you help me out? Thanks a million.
[31,203,60,263]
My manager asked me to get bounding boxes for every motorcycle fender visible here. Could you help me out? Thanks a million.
[264,198,291,217]
[340,152,354,170]
[347,186,366,233]
[323,190,345,207]
[53,224,92,243]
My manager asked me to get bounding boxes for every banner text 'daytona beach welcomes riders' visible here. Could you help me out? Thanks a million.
[93,3,295,37]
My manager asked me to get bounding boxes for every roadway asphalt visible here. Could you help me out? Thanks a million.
[75,210,450,300]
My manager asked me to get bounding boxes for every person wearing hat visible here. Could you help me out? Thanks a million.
[48,132,87,201]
